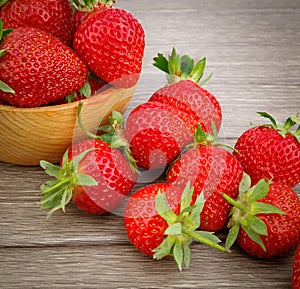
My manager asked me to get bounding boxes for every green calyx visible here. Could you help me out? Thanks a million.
[194,123,218,146]
[40,149,98,219]
[0,18,15,94]
[184,123,240,154]
[69,0,115,12]
[153,182,229,271]
[153,47,212,85]
[222,173,285,251]
[77,102,138,173]
[256,111,300,143]
[66,79,92,103]
[0,0,9,8]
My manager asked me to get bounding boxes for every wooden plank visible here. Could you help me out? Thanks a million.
[0,245,293,288]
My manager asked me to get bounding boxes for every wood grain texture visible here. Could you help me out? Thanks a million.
[0,86,135,165]
[0,0,299,288]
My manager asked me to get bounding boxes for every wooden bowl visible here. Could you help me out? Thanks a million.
[0,85,136,166]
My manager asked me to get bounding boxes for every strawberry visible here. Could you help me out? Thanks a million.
[292,245,300,289]
[125,100,202,170]
[150,48,222,134]
[40,111,138,217]
[70,0,115,36]
[124,182,229,271]
[40,138,137,217]
[223,176,300,258]
[233,112,300,187]
[0,0,73,46]
[54,73,107,104]
[167,125,244,232]
[73,8,145,88]
[0,25,88,107]
[0,97,7,105]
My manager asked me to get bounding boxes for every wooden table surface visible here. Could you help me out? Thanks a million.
[1,0,299,288]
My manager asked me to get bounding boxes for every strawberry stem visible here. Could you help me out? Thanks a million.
[181,227,230,253]
[221,193,247,213]
[77,102,138,173]
[41,177,71,196]
[77,101,101,139]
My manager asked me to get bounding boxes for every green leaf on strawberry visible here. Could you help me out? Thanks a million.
[40,148,98,218]
[234,112,300,187]
[153,47,212,85]
[77,102,138,173]
[153,53,169,74]
[66,80,92,103]
[257,111,300,143]
[0,79,14,93]
[183,122,239,155]
[0,0,9,7]
[222,175,285,252]
[153,182,229,271]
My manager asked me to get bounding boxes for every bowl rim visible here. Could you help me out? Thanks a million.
[0,85,120,113]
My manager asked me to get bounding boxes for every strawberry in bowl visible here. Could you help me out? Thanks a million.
[0,0,145,165]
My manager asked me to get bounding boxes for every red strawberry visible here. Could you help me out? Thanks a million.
[234,112,300,187]
[223,177,300,258]
[73,8,145,88]
[150,48,222,134]
[70,0,115,35]
[125,101,202,169]
[41,138,137,216]
[0,0,73,46]
[54,74,107,104]
[0,25,88,107]
[167,126,244,232]
[293,245,300,289]
[124,182,229,271]
[41,109,138,215]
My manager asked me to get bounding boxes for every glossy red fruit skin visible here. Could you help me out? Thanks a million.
[72,6,110,36]
[0,27,88,107]
[125,101,202,169]
[167,146,244,232]
[72,10,89,37]
[149,80,222,134]
[73,8,145,88]
[68,139,137,215]
[0,0,73,46]
[237,182,300,258]
[292,245,300,289]
[234,126,300,188]
[124,183,181,256]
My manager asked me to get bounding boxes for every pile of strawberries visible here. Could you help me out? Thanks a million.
[0,0,145,107]
[1,0,299,286]
[41,46,300,281]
